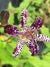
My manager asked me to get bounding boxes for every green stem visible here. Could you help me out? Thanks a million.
[0,60,2,67]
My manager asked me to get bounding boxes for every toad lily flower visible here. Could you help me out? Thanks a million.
[4,8,50,57]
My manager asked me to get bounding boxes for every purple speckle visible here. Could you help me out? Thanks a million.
[27,42,39,56]
[31,17,43,29]
[4,25,20,36]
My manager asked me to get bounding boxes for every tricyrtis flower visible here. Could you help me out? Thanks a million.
[4,8,50,57]
[0,10,9,26]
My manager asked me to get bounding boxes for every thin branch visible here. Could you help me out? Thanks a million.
[19,50,50,60]
[1,36,12,42]
[37,50,50,57]
[0,25,4,28]
[26,0,32,9]
[29,16,35,20]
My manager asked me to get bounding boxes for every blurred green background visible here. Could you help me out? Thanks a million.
[0,0,50,67]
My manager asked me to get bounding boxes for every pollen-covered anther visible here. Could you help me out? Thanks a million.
[19,34,28,42]
[21,38,28,42]
[21,29,26,32]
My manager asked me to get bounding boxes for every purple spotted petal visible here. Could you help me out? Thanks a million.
[21,8,27,28]
[13,39,23,57]
[31,17,43,32]
[26,41,39,56]
[4,25,20,36]
[33,34,50,42]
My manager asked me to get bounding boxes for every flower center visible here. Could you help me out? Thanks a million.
[19,29,33,42]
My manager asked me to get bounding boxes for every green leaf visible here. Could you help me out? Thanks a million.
[0,37,6,48]
[0,48,19,65]
[27,17,33,26]
[43,48,50,53]
[0,28,4,33]
[32,0,43,4]
[8,13,14,24]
